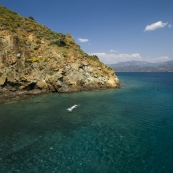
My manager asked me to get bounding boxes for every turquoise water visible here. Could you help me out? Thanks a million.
[0,72,173,173]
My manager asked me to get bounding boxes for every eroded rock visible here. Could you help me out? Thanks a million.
[0,75,6,85]
[0,7,120,101]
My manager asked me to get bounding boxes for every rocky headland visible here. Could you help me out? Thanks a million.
[0,5,120,100]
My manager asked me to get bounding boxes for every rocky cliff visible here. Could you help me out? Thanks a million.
[0,5,119,99]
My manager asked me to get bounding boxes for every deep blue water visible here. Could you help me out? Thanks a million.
[0,72,173,173]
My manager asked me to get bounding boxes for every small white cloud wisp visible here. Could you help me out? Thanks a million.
[144,21,168,31]
[110,50,116,52]
[78,38,89,42]
[168,24,172,28]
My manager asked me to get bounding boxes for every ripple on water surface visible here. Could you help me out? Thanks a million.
[0,72,173,173]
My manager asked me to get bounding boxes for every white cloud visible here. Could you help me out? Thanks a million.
[89,52,142,64]
[110,50,116,52]
[89,52,171,64]
[78,38,89,42]
[168,24,172,28]
[144,21,168,31]
[145,56,171,63]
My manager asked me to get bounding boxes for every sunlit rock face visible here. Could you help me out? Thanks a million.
[0,5,119,99]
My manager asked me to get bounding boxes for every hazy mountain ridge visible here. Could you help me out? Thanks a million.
[109,60,173,72]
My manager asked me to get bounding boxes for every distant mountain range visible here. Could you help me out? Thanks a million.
[108,60,173,72]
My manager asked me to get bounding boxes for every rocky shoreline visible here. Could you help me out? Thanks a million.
[0,85,120,104]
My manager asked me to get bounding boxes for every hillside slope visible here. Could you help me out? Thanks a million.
[0,5,119,99]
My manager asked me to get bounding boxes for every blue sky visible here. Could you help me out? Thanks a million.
[1,0,173,64]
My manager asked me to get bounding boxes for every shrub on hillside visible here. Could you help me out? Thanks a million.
[28,16,35,21]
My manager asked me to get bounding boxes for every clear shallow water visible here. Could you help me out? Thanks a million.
[0,72,173,173]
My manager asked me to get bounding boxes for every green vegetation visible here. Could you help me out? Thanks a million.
[50,38,67,47]
[0,4,65,41]
[28,16,35,21]
[0,4,102,63]
[27,57,39,63]
[87,55,99,61]
[35,40,41,44]
[103,69,109,75]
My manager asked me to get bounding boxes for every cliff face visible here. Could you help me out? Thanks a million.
[0,5,119,99]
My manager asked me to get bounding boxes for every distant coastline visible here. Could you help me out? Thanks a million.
[108,60,173,72]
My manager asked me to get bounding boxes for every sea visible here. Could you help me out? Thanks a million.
[0,72,173,173]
